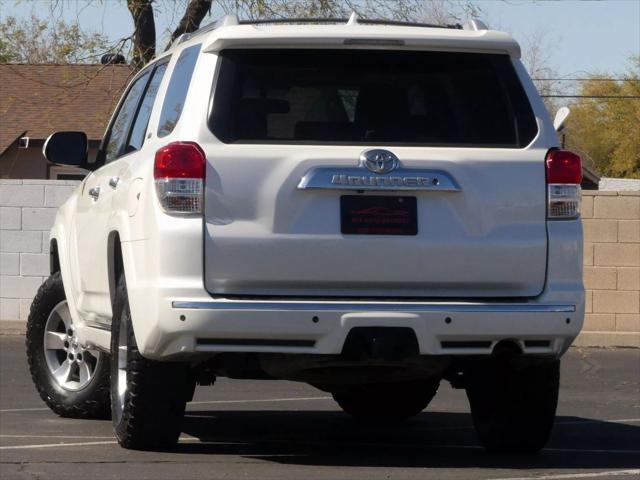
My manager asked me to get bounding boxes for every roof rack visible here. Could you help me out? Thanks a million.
[237,17,463,30]
[177,13,487,46]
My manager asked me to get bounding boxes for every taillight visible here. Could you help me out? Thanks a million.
[154,142,205,215]
[546,149,582,219]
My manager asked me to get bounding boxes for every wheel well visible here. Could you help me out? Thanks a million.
[108,232,124,309]
[50,239,60,274]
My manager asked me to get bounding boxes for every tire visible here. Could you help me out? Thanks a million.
[466,359,560,453]
[332,379,440,421]
[26,272,111,419]
[110,275,193,450]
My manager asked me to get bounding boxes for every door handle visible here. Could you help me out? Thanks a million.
[88,186,100,200]
[108,177,120,189]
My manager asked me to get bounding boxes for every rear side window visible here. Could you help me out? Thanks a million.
[157,44,201,137]
[127,62,168,152]
[210,49,537,147]
[104,70,150,162]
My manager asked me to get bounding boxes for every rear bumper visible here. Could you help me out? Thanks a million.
[121,209,584,361]
[138,297,584,360]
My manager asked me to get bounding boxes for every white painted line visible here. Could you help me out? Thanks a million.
[545,447,640,454]
[0,435,114,439]
[339,443,640,455]
[556,418,640,425]
[488,469,640,480]
[0,407,49,413]
[2,435,638,457]
[189,396,332,406]
[0,397,334,413]
[362,417,640,433]
[0,440,117,451]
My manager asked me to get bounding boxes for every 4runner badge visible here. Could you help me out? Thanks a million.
[297,153,461,192]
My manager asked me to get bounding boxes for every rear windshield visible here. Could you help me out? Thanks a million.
[210,49,537,147]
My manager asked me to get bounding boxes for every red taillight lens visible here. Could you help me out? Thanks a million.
[546,150,582,184]
[154,142,205,179]
[546,149,582,219]
[154,142,205,215]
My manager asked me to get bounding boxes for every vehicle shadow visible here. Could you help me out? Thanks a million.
[179,410,640,469]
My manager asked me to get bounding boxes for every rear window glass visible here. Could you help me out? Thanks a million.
[210,49,537,147]
[157,44,200,137]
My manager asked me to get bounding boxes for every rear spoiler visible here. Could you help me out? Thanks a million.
[201,25,521,58]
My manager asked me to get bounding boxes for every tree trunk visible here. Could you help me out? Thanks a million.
[166,0,212,50]
[127,0,156,70]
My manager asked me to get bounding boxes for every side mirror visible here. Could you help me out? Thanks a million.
[43,131,90,169]
[553,106,571,132]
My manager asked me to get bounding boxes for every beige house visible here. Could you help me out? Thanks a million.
[0,64,133,179]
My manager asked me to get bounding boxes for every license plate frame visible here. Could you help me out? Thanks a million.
[340,195,418,236]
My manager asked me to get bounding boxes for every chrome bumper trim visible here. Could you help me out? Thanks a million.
[172,301,575,313]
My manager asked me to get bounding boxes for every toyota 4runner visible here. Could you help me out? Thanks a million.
[26,14,584,452]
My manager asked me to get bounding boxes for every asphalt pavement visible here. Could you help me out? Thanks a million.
[0,335,638,480]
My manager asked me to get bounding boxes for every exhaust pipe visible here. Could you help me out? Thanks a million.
[492,339,522,358]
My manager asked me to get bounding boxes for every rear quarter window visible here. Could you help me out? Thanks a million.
[157,44,201,138]
[210,49,537,148]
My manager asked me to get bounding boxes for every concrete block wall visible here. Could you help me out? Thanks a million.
[0,180,79,320]
[1,181,639,347]
[576,190,640,348]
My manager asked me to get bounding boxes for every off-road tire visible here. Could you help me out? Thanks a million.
[332,379,440,421]
[466,359,560,453]
[26,272,111,419]
[110,275,193,450]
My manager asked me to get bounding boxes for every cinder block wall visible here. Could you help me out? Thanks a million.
[577,190,640,347]
[0,180,79,319]
[1,181,639,347]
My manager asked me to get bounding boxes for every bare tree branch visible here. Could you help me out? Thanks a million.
[166,0,212,50]
[127,0,156,70]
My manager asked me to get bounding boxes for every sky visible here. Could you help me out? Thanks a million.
[0,0,639,77]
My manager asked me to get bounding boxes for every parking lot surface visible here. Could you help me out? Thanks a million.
[0,335,638,480]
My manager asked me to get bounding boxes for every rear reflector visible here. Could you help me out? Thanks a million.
[154,142,205,215]
[546,149,582,220]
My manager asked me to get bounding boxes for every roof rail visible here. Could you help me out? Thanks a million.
[238,16,462,30]
[358,18,462,29]
[177,13,466,46]
[462,19,488,31]
[238,17,347,25]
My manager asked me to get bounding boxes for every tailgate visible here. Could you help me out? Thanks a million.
[203,48,545,298]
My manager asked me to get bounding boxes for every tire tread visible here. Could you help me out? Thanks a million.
[466,359,560,453]
[26,272,110,419]
[111,275,190,450]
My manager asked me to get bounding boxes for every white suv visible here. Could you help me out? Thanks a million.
[26,15,584,452]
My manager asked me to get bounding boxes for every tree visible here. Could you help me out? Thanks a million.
[127,0,158,69]
[2,0,481,68]
[127,0,479,69]
[0,15,110,64]
[520,28,561,115]
[565,57,640,179]
[128,0,213,68]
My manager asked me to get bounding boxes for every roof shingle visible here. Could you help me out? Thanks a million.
[0,64,133,154]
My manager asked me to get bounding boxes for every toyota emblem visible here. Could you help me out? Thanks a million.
[360,149,399,174]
